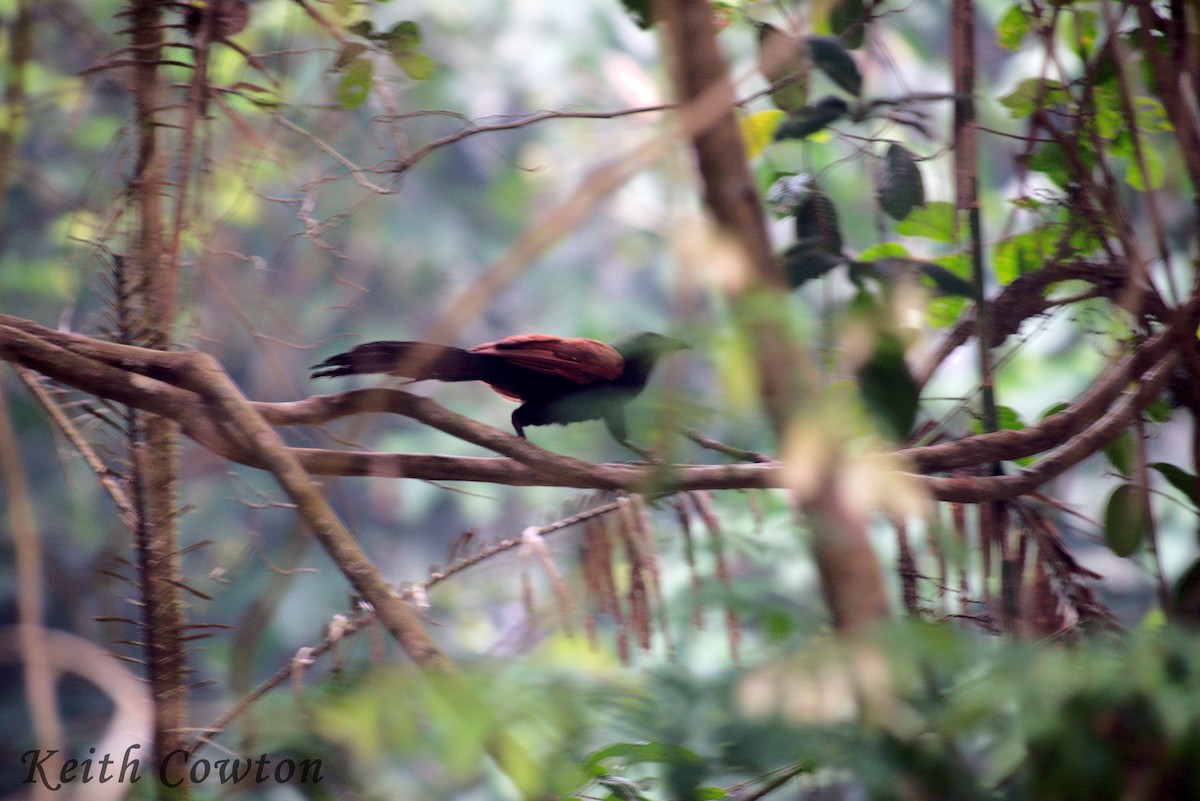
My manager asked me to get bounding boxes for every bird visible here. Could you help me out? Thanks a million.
[310,332,689,458]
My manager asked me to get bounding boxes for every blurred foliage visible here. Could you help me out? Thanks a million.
[151,622,1200,799]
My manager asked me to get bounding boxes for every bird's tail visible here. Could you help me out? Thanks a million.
[310,341,491,381]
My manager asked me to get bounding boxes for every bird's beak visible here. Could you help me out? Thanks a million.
[666,337,691,352]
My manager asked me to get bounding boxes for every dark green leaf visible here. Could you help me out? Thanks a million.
[783,244,843,288]
[794,189,843,253]
[806,35,862,95]
[336,57,372,108]
[857,332,920,441]
[1173,557,1200,626]
[774,96,849,140]
[1092,44,1119,86]
[334,42,368,70]
[620,0,655,28]
[1103,483,1149,557]
[346,20,373,38]
[829,0,868,48]
[877,143,925,220]
[1102,429,1135,476]
[1150,463,1199,507]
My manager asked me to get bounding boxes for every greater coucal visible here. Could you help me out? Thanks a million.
[310,332,688,457]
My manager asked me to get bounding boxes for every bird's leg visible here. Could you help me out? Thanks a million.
[619,438,660,462]
[511,409,527,439]
[604,411,661,463]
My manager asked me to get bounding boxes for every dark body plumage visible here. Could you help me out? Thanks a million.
[310,332,688,454]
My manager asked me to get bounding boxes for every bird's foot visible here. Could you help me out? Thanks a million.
[620,440,665,465]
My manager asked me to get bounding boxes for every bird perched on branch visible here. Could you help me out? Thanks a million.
[310,332,689,458]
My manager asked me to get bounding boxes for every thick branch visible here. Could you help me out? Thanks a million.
[0,313,1186,505]
[172,352,452,669]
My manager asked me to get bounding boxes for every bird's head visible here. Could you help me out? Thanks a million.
[616,332,690,369]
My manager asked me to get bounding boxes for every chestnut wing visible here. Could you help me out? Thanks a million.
[469,334,624,385]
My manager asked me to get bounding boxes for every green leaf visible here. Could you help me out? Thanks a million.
[926,295,966,328]
[1101,429,1135,476]
[794,189,843,253]
[336,57,372,108]
[1133,95,1172,132]
[1040,401,1070,420]
[1092,86,1124,140]
[877,143,925,220]
[773,96,848,140]
[858,242,908,261]
[1144,397,1173,423]
[856,332,920,441]
[999,406,1023,430]
[997,4,1029,49]
[586,742,706,771]
[999,78,1066,118]
[1150,462,1199,507]
[756,22,810,113]
[1026,142,1072,186]
[392,49,435,80]
[346,19,373,38]
[972,404,1024,435]
[1125,143,1163,191]
[386,20,421,47]
[806,35,862,96]
[1072,8,1099,49]
[1103,483,1149,557]
[894,201,958,243]
[994,225,1057,284]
